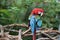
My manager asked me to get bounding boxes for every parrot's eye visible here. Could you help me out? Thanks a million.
[38,12,43,16]
[38,12,41,14]
[38,12,41,16]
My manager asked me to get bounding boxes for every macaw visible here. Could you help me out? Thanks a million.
[28,15,42,35]
[28,8,44,35]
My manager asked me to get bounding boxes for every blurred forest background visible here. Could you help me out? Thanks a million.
[0,0,60,40]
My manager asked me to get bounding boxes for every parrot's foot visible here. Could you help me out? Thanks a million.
[36,30,40,33]
[36,39,40,40]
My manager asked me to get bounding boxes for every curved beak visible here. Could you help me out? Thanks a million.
[41,13,43,16]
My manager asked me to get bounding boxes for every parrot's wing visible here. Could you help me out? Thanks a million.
[37,20,42,27]
[30,16,36,35]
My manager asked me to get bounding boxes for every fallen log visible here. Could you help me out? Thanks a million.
[0,38,7,40]
[22,28,31,35]
[37,38,51,40]
[3,23,28,28]
[40,32,56,40]
[5,28,19,32]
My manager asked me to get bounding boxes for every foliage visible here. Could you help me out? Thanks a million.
[0,0,60,40]
[0,9,14,25]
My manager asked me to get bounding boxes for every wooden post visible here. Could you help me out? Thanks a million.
[58,24,60,40]
[5,32,10,40]
[18,29,22,40]
[6,38,10,40]
[32,28,36,40]
[57,13,60,40]
[0,25,4,37]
